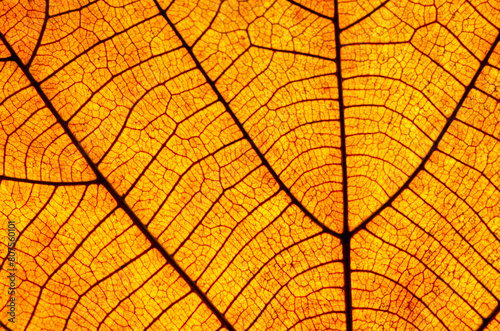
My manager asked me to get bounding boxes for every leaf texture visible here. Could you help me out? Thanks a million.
[1,0,500,330]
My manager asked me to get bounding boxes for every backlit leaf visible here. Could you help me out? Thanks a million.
[1,0,500,330]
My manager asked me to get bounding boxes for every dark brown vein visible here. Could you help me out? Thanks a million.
[331,0,354,329]
[478,305,500,331]
[0,175,98,186]
[285,0,332,21]
[27,0,49,68]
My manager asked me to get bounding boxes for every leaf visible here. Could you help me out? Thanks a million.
[1,0,500,330]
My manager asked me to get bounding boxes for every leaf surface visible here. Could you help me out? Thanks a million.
[1,0,500,330]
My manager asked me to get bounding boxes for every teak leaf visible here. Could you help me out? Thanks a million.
[1,0,500,330]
